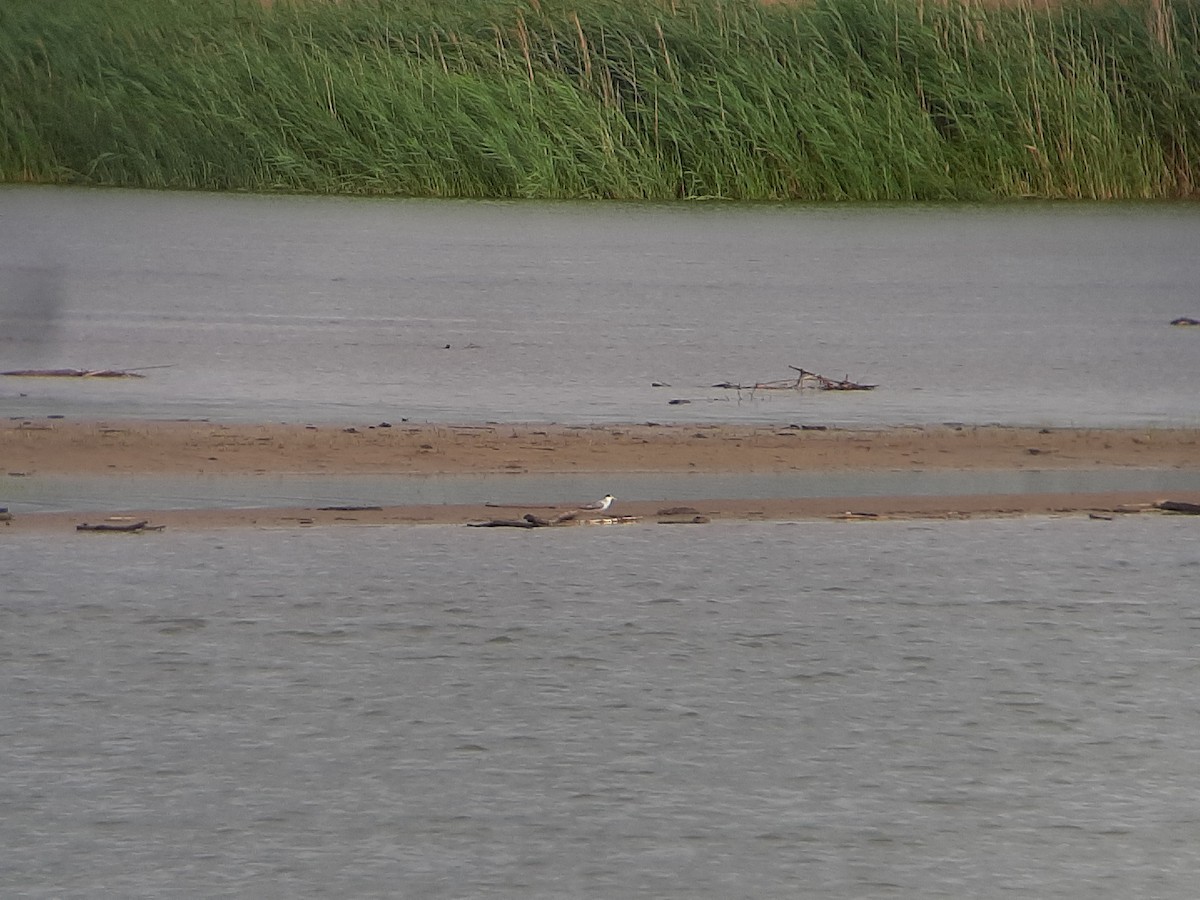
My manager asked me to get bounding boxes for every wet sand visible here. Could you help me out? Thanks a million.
[6,492,1195,533]
[5,419,1200,476]
[3,420,1199,530]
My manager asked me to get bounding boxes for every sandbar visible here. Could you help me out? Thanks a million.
[2,419,1198,530]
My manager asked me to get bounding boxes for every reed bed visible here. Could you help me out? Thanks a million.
[1,0,1196,199]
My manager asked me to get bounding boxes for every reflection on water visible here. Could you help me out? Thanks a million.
[2,186,1198,427]
[4,517,1200,898]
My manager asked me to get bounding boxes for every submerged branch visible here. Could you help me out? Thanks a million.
[715,365,876,393]
[3,368,149,378]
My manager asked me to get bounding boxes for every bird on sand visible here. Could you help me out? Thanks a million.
[579,494,615,513]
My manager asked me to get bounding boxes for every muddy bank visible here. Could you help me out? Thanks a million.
[6,491,1199,533]
[4,420,1198,477]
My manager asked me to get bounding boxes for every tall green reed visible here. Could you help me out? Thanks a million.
[1,0,1195,199]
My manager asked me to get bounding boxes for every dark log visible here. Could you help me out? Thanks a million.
[76,520,151,532]
[467,518,539,528]
[1155,500,1200,514]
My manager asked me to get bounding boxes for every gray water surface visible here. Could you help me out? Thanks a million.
[3,187,1198,427]
[4,517,1200,898]
[4,187,1200,900]
[7,467,1200,514]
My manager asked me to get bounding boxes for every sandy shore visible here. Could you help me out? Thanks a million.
[3,419,1198,530]
[5,419,1200,476]
[6,492,1195,533]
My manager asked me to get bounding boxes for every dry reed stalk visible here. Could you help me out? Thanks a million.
[515,12,535,83]
[573,12,593,85]
[1148,0,1175,54]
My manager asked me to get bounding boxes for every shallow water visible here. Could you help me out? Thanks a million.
[6,467,1200,515]
[4,188,1200,898]
[2,186,1198,427]
[4,517,1200,898]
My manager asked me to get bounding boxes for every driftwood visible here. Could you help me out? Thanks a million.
[468,512,643,528]
[787,366,876,391]
[467,517,540,528]
[3,368,146,378]
[1155,500,1200,514]
[469,511,580,528]
[715,365,875,393]
[76,519,164,532]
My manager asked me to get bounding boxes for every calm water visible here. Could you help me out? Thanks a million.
[7,468,1200,516]
[4,187,1200,898]
[4,517,1200,899]
[2,186,1198,426]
